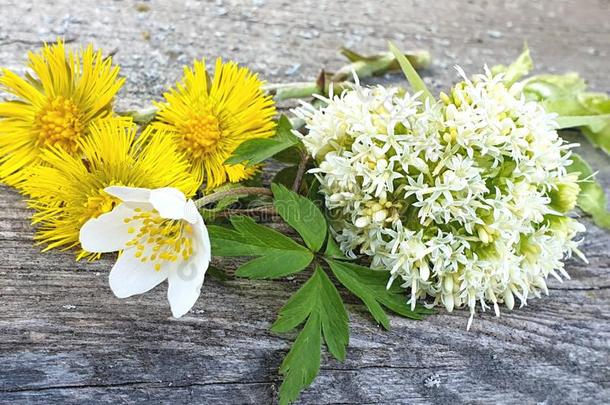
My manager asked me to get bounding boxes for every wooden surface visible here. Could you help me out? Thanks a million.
[1,0,609,403]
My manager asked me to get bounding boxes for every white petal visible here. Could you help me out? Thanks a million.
[166,213,211,318]
[183,200,200,224]
[108,248,169,298]
[79,204,135,253]
[105,186,151,203]
[167,255,208,318]
[150,188,188,220]
[193,213,212,263]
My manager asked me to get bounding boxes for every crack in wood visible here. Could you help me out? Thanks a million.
[1,379,276,393]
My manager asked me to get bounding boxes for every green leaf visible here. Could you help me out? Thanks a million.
[323,235,344,259]
[326,258,434,329]
[317,270,350,361]
[277,313,321,405]
[556,114,610,131]
[206,265,230,281]
[567,154,610,229]
[491,44,532,86]
[341,48,367,62]
[388,41,433,102]
[272,166,317,196]
[230,215,307,252]
[271,272,320,333]
[333,48,432,83]
[271,166,298,188]
[235,250,313,279]
[271,183,327,252]
[306,177,322,204]
[208,225,270,257]
[272,145,303,165]
[521,73,610,155]
[209,216,314,279]
[273,266,349,405]
[522,73,587,101]
[199,186,244,221]
[224,116,301,167]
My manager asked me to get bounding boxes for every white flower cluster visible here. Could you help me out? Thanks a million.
[295,69,586,328]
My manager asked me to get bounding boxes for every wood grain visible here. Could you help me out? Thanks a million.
[1,0,609,403]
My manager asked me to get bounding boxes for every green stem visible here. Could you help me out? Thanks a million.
[117,106,158,125]
[217,206,278,218]
[194,187,273,209]
[263,82,323,101]
[264,49,432,102]
[292,153,310,193]
[332,49,431,82]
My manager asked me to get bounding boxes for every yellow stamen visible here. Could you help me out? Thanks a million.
[181,112,222,158]
[35,96,84,153]
[123,209,195,271]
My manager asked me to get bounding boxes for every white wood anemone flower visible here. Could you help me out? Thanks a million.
[79,186,211,318]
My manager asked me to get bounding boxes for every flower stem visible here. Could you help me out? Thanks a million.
[216,206,278,219]
[194,187,273,209]
[263,82,322,101]
[292,153,310,193]
[118,106,158,125]
[263,49,432,102]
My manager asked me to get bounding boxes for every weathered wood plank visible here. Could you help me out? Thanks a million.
[1,0,609,403]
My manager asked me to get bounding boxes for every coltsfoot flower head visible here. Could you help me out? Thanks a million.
[21,118,201,259]
[297,69,585,328]
[79,186,211,318]
[0,39,124,186]
[152,58,276,189]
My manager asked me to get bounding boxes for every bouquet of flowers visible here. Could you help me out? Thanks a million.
[1,39,608,404]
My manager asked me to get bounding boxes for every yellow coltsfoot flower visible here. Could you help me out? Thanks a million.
[79,186,211,318]
[20,118,201,260]
[0,39,125,186]
[152,58,276,189]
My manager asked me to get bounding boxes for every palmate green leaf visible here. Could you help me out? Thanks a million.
[326,258,434,329]
[323,235,344,259]
[235,250,313,279]
[230,215,307,251]
[388,41,433,102]
[277,313,321,405]
[568,154,610,229]
[272,266,349,405]
[224,115,301,167]
[208,225,270,256]
[207,216,313,279]
[271,183,327,252]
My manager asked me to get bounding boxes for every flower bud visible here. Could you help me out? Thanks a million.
[477,226,490,244]
[443,293,455,312]
[329,193,343,203]
[549,177,580,213]
[372,209,388,222]
[443,276,453,293]
[504,289,515,310]
[419,261,430,281]
[354,216,370,228]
